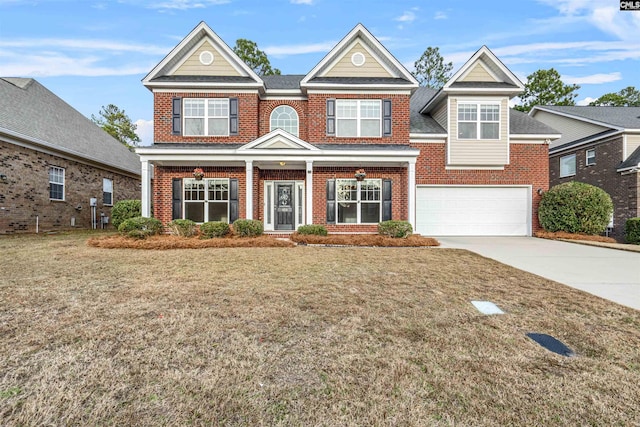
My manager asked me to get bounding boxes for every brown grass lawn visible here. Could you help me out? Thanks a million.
[1,232,639,426]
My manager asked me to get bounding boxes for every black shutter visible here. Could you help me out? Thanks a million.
[326,180,336,224]
[382,179,392,221]
[229,178,239,223]
[172,97,182,135]
[229,98,239,135]
[383,99,392,137]
[172,178,182,220]
[326,99,336,136]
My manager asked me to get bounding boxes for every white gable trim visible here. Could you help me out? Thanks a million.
[142,21,263,87]
[238,129,320,151]
[301,23,418,87]
[318,39,395,78]
[444,46,524,91]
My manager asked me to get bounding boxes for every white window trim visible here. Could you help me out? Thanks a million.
[586,149,596,166]
[457,102,501,140]
[49,166,65,201]
[560,154,577,178]
[183,98,230,137]
[336,178,382,224]
[336,99,382,138]
[183,178,230,223]
[103,178,113,206]
[269,105,299,137]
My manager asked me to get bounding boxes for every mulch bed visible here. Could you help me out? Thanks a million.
[290,233,440,247]
[535,230,617,243]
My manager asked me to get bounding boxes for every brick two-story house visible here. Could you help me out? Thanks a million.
[137,22,558,236]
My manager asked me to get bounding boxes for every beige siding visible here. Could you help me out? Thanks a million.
[459,61,498,82]
[626,134,640,160]
[323,42,392,78]
[533,110,608,147]
[448,98,509,165]
[433,101,448,130]
[174,40,242,76]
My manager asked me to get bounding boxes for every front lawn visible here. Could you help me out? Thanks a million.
[1,233,639,425]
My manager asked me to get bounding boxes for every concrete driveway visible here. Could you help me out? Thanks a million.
[438,237,640,311]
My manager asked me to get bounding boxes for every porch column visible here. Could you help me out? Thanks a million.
[306,161,313,225]
[408,161,416,230]
[141,160,151,218]
[245,160,253,220]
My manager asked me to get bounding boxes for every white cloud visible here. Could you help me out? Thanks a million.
[134,119,154,146]
[0,38,170,55]
[434,11,447,20]
[577,97,596,105]
[395,11,416,23]
[290,0,313,4]
[147,0,229,10]
[263,41,335,56]
[563,72,622,84]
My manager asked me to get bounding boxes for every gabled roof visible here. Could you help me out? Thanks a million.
[531,106,640,130]
[142,21,263,90]
[301,24,418,90]
[238,129,319,151]
[509,109,559,135]
[421,46,524,114]
[0,77,140,176]
[619,145,640,171]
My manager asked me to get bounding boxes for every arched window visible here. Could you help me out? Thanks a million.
[270,105,299,137]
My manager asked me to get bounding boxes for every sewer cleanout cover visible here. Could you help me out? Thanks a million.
[471,300,504,315]
[526,333,575,357]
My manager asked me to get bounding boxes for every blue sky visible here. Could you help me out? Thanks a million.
[1,0,639,145]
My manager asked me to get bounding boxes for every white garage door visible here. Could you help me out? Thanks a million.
[416,186,530,236]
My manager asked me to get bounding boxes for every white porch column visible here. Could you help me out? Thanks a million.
[141,160,151,218]
[306,161,313,225]
[245,160,253,220]
[408,161,416,230]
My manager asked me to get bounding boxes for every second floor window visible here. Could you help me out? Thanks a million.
[184,98,229,136]
[458,103,500,140]
[270,105,299,137]
[336,100,381,137]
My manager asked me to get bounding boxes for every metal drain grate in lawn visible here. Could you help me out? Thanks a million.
[527,333,576,357]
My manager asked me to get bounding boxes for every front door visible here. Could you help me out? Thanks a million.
[275,183,295,230]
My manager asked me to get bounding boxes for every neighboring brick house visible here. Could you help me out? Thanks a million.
[0,78,141,234]
[530,106,640,241]
[138,22,558,236]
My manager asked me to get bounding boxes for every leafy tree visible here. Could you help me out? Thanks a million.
[515,68,580,113]
[91,104,141,150]
[589,86,640,107]
[412,46,453,89]
[233,38,280,76]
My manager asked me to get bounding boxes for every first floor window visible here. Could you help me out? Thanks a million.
[336,179,381,223]
[458,102,500,140]
[49,166,65,200]
[586,149,596,166]
[103,178,113,205]
[336,100,381,137]
[183,178,229,222]
[560,154,576,177]
[184,98,229,136]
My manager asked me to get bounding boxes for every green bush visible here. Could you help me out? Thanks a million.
[538,182,613,235]
[117,216,163,239]
[200,221,230,239]
[378,220,413,238]
[297,224,328,236]
[167,219,197,237]
[111,200,142,229]
[233,219,264,237]
[626,217,640,244]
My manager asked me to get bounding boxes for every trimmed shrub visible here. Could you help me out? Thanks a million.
[378,220,413,238]
[297,224,328,236]
[233,219,264,237]
[111,200,142,229]
[118,216,163,239]
[538,182,613,235]
[626,217,640,244]
[200,221,231,239]
[167,219,197,237]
